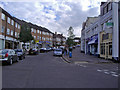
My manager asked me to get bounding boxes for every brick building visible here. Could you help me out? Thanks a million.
[0,7,21,49]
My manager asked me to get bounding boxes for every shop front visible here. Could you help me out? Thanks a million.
[88,34,98,56]
[100,31,112,59]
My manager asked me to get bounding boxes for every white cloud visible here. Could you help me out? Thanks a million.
[0,0,107,37]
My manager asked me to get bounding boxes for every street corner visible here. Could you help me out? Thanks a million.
[62,55,72,63]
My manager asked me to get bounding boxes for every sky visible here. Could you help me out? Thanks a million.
[0,0,107,37]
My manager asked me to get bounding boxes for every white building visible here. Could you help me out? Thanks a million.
[81,2,119,61]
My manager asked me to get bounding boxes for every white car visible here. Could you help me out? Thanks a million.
[53,49,62,56]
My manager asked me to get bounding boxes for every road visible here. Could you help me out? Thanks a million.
[2,48,119,88]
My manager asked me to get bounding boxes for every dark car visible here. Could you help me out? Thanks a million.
[29,48,39,55]
[14,49,25,60]
[0,49,19,65]
[40,48,46,53]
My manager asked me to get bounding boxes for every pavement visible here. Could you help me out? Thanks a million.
[62,47,114,64]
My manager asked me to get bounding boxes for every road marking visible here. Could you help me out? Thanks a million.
[104,72,110,74]
[97,69,102,72]
[110,71,116,74]
[111,74,118,77]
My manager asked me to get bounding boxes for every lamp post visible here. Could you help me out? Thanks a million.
[118,1,120,61]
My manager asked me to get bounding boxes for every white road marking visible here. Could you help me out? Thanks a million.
[104,72,110,74]
[97,69,102,72]
[110,71,116,74]
[111,74,118,77]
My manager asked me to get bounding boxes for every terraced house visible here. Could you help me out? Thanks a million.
[0,7,21,49]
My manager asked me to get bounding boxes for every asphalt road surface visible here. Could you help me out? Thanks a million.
[2,48,119,88]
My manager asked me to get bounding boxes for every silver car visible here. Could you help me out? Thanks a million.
[0,49,19,65]
[53,49,62,56]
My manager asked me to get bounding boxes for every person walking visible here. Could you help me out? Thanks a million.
[69,46,72,58]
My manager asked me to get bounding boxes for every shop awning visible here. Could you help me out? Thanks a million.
[88,39,96,45]
[88,35,98,45]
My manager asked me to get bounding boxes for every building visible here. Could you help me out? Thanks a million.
[0,7,21,49]
[81,2,119,61]
[81,17,98,53]
[53,32,66,47]
[13,17,53,50]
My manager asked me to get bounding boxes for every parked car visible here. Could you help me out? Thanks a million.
[14,49,25,60]
[0,49,19,65]
[53,49,63,56]
[73,46,76,49]
[40,48,47,53]
[29,48,39,55]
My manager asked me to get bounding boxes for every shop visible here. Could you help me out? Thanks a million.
[100,31,112,59]
[88,34,98,56]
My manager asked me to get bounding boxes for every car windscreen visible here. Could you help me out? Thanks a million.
[0,50,8,54]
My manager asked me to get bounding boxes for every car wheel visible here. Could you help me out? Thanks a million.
[20,56,23,60]
[9,58,13,65]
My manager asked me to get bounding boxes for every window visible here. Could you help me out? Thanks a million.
[34,29,36,33]
[31,28,34,32]
[7,17,10,24]
[100,43,105,55]
[42,37,44,40]
[37,30,39,33]
[11,20,14,25]
[7,28,10,35]
[18,24,20,29]
[15,32,17,37]
[104,6,107,14]
[108,3,112,11]
[15,23,18,28]
[34,36,36,39]
[18,33,20,38]
[37,36,39,40]
[40,37,41,40]
[40,31,41,34]
[11,30,13,36]
[1,13,5,20]
[1,26,5,33]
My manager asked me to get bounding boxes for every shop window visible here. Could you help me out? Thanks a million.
[102,33,109,40]
[101,43,105,55]
[109,45,112,55]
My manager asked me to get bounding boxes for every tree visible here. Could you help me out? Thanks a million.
[19,23,33,44]
[66,26,75,47]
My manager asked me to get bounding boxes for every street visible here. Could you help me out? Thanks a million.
[2,48,119,88]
